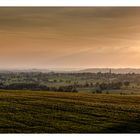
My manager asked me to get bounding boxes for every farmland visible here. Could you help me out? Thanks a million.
[0,90,140,133]
[1,72,140,94]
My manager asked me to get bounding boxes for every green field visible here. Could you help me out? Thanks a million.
[0,90,140,133]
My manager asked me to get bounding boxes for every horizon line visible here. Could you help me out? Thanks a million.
[1,67,140,70]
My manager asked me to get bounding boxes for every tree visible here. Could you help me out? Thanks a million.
[124,81,130,87]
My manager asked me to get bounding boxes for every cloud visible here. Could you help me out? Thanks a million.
[0,7,140,68]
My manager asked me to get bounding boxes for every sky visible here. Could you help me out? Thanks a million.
[0,7,140,69]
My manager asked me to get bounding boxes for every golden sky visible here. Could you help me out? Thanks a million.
[1,7,140,69]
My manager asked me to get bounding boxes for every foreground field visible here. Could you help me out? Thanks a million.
[0,90,140,133]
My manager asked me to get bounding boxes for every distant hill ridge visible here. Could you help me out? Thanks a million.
[1,68,140,74]
[78,68,140,74]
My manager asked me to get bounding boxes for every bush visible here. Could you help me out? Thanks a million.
[96,89,102,93]
[106,91,109,94]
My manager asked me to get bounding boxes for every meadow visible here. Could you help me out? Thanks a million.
[0,90,140,133]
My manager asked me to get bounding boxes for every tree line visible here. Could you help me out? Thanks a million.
[0,82,78,92]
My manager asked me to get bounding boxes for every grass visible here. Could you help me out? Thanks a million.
[0,90,140,133]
